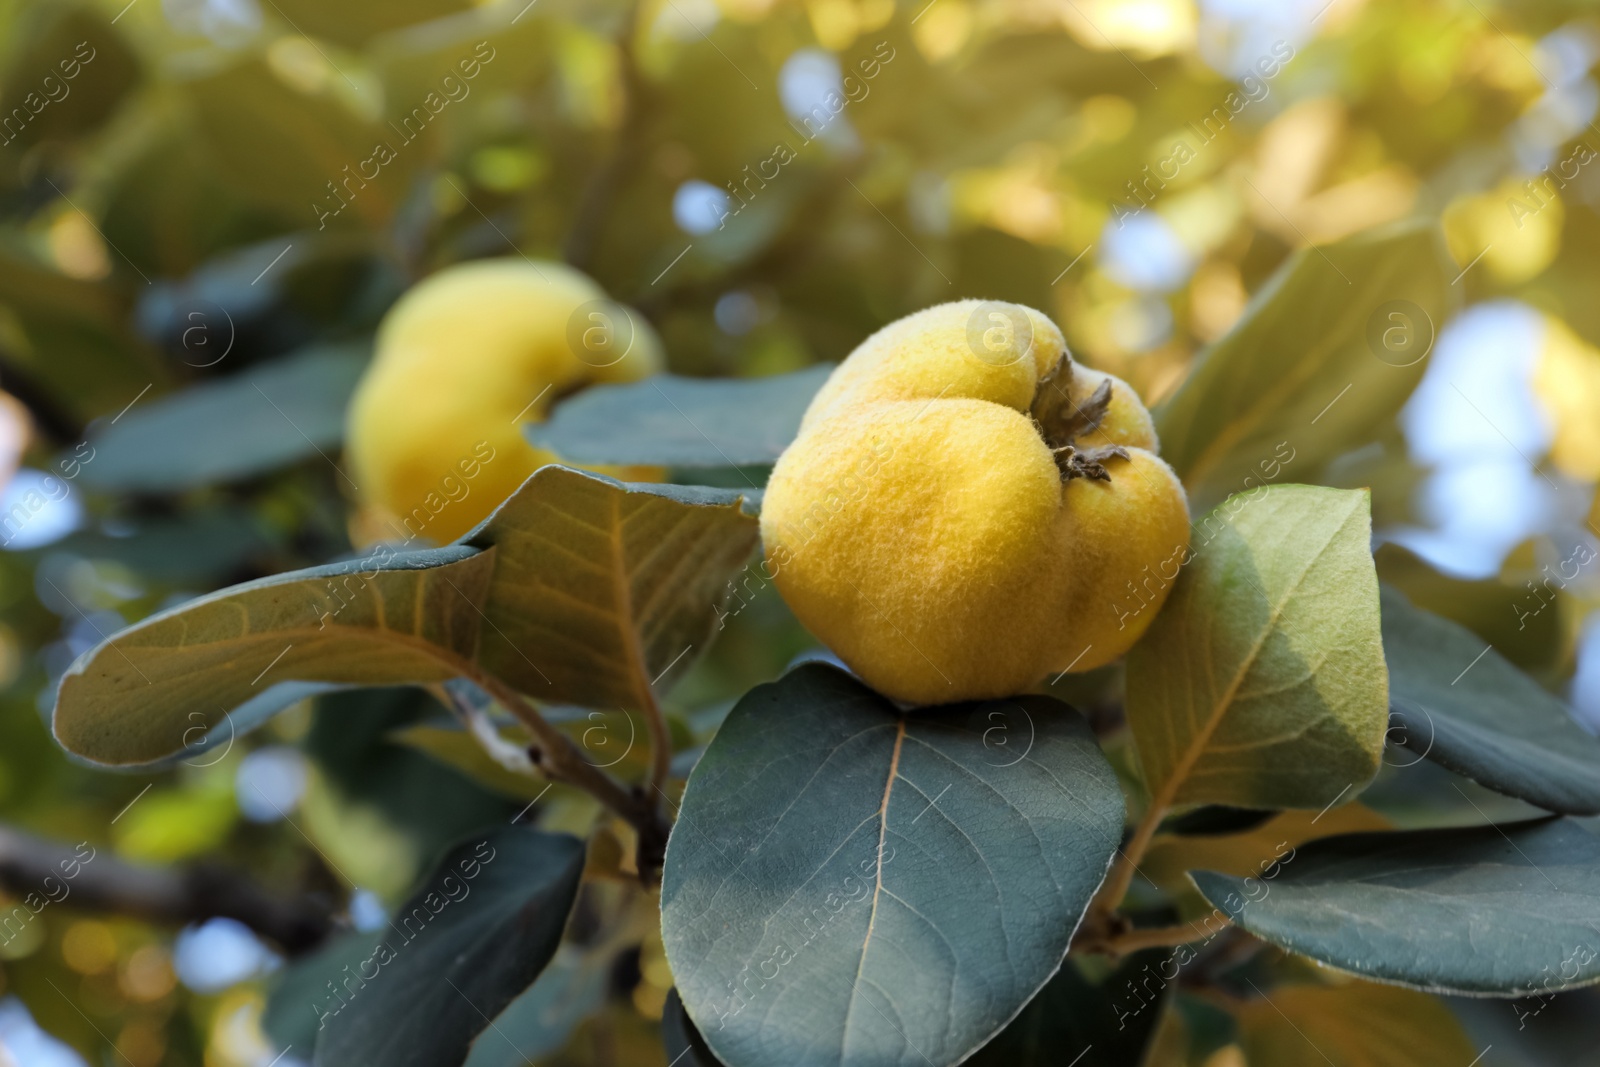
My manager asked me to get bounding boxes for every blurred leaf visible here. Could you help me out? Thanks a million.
[303,686,517,897]
[77,342,368,492]
[526,366,833,468]
[47,508,281,584]
[264,930,384,1053]
[1126,486,1388,810]
[661,663,1124,1067]
[268,0,473,48]
[390,719,551,801]
[466,466,759,710]
[314,825,584,1067]
[112,775,238,862]
[966,951,1172,1066]
[1192,818,1600,996]
[0,249,163,420]
[1236,981,1476,1066]
[662,988,723,1067]
[1382,585,1600,815]
[465,945,612,1067]
[52,545,494,765]
[372,6,552,111]
[1154,223,1453,510]
[182,59,402,227]
[1374,543,1566,679]
[0,4,140,151]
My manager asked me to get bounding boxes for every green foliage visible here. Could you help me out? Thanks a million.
[1126,485,1388,810]
[465,465,758,707]
[53,545,494,765]
[660,664,1124,1067]
[1193,818,1600,995]
[1154,224,1454,511]
[312,826,584,1066]
[5,0,1600,1063]
[1382,585,1600,815]
[77,342,368,492]
[526,365,833,467]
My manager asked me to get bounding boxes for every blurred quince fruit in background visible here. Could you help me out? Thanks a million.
[760,300,1190,705]
[346,258,662,546]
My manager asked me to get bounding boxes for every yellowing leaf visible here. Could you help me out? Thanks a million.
[1126,485,1388,810]
[1142,805,1389,890]
[469,467,758,711]
[1443,177,1562,285]
[1534,316,1600,481]
[1237,981,1476,1067]
[54,547,496,766]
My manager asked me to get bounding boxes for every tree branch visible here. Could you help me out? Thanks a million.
[0,824,335,954]
[563,0,649,273]
[467,670,671,881]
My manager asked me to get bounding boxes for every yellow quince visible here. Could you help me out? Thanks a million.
[760,300,1190,705]
[346,258,661,546]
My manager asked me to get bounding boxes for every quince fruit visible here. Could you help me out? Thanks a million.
[346,258,661,546]
[760,300,1190,705]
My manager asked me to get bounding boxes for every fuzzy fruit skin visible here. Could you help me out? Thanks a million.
[346,259,661,545]
[761,300,1189,705]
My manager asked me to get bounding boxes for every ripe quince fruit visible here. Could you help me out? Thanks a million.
[760,300,1190,705]
[346,258,661,546]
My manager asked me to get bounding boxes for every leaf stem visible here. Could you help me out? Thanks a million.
[641,684,673,803]
[1081,918,1230,958]
[1087,792,1171,927]
[465,670,671,879]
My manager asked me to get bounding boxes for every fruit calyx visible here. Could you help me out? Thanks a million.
[1030,357,1128,482]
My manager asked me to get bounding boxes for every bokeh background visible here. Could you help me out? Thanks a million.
[0,0,1596,1062]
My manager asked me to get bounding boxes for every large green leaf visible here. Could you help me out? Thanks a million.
[660,664,1125,1067]
[1154,223,1452,509]
[1126,485,1389,810]
[525,367,833,468]
[466,466,759,710]
[314,826,584,1067]
[78,344,369,492]
[1382,586,1600,815]
[52,545,494,766]
[1192,818,1600,996]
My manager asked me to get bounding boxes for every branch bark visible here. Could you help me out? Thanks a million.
[0,824,335,954]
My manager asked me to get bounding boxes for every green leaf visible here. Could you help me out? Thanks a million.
[463,945,612,1067]
[1235,981,1477,1066]
[466,466,759,709]
[1381,585,1600,815]
[525,367,833,468]
[313,826,584,1067]
[1126,485,1389,810]
[52,545,494,766]
[1192,818,1600,996]
[1154,223,1453,509]
[263,931,384,1054]
[965,951,1172,1066]
[662,989,725,1067]
[183,59,406,227]
[78,343,369,492]
[660,664,1125,1067]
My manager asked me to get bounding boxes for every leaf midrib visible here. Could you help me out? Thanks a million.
[1174,251,1405,486]
[840,717,906,1062]
[1151,496,1360,810]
